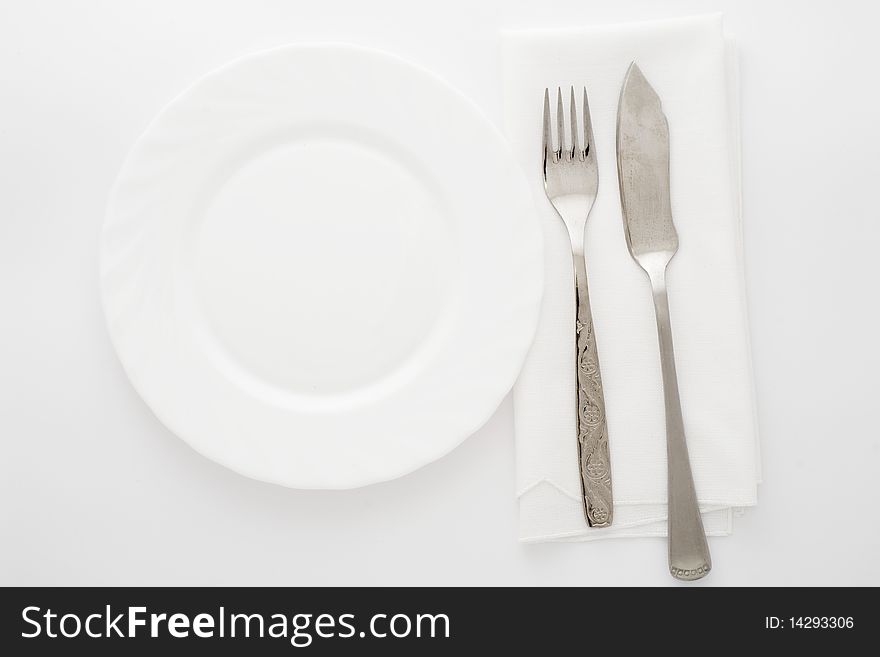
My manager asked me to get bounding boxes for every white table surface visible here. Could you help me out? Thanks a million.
[2,0,878,586]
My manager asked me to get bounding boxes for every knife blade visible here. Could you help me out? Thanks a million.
[617,62,678,266]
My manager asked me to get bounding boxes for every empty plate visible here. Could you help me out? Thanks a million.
[101,44,542,488]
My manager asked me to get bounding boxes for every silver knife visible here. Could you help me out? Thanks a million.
[616,62,711,580]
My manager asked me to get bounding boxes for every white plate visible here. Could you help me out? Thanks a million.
[101,44,542,488]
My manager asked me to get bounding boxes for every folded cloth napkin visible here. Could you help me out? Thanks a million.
[502,14,760,541]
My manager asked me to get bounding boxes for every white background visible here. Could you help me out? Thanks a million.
[1,0,878,586]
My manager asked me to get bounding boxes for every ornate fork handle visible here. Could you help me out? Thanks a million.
[573,255,612,527]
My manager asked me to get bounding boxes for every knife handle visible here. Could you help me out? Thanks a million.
[572,255,613,527]
[649,272,711,581]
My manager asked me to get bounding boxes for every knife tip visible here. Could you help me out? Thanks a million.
[624,61,645,85]
[620,60,660,108]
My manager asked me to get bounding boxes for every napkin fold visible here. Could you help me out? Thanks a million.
[502,14,760,541]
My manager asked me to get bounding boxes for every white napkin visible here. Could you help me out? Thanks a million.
[502,14,760,541]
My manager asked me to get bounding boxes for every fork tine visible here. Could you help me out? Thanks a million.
[542,88,552,164]
[583,86,594,159]
[556,87,565,157]
[569,86,579,159]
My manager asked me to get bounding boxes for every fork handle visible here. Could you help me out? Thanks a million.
[572,255,613,527]
[649,271,711,581]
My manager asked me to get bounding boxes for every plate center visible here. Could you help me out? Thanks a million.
[190,135,453,396]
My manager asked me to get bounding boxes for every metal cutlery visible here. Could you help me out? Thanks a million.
[616,63,711,580]
[542,86,613,527]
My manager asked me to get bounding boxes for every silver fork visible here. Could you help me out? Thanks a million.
[542,87,612,527]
